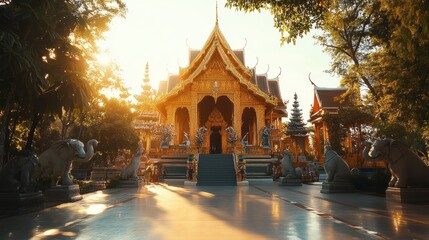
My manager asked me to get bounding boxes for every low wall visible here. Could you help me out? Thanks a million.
[90,167,121,181]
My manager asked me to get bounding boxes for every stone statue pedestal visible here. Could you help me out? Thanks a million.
[117,179,139,188]
[386,187,429,204]
[0,191,44,215]
[320,181,356,193]
[279,177,302,186]
[44,184,82,202]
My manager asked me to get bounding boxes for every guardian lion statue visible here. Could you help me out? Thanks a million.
[0,151,39,193]
[120,149,145,180]
[323,144,350,182]
[281,150,298,178]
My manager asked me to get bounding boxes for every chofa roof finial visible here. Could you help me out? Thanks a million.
[216,0,219,25]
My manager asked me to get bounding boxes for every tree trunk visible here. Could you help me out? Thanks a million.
[8,112,19,145]
[0,83,16,168]
[25,111,41,151]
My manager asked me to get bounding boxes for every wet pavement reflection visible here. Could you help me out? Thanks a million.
[0,180,428,239]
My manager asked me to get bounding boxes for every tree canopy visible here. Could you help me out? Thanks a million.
[227,0,429,155]
[0,0,127,167]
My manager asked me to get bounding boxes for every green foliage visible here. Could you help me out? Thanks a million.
[225,0,330,44]
[350,168,390,193]
[74,97,139,167]
[322,113,346,155]
[107,175,120,188]
[370,168,390,193]
[316,0,384,100]
[322,106,373,155]
[34,177,53,191]
[227,0,429,157]
[0,0,127,166]
[350,174,370,191]
[73,179,100,194]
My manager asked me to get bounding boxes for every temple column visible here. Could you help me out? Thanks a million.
[189,92,198,147]
[166,105,176,145]
[146,135,151,155]
[314,123,321,160]
[255,105,265,145]
[323,121,329,143]
[233,93,242,139]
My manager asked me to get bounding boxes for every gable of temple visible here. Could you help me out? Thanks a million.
[156,23,279,114]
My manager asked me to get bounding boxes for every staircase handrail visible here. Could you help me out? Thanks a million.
[232,153,238,176]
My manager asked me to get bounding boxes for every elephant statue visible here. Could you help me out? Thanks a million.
[0,151,39,193]
[120,149,145,180]
[37,139,98,186]
[281,150,298,178]
[323,145,351,182]
[362,139,429,188]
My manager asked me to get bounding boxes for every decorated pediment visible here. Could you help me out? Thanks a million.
[205,108,227,128]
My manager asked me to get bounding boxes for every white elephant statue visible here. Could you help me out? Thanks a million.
[362,139,429,188]
[120,149,145,180]
[37,139,98,186]
[323,145,350,182]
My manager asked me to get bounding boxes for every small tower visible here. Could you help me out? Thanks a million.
[142,62,152,96]
[285,93,308,161]
[134,62,159,156]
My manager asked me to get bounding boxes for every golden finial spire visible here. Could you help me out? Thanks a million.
[216,0,218,25]
[142,62,151,93]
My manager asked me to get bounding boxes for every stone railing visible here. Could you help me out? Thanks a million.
[242,145,271,156]
[160,145,189,156]
[90,167,121,181]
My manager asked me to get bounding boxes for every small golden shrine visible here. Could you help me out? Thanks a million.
[156,20,287,154]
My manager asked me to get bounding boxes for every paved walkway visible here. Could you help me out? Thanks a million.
[1,180,429,239]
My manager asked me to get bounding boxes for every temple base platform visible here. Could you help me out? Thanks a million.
[0,191,44,215]
[279,177,302,186]
[386,187,429,204]
[117,179,139,188]
[44,184,82,202]
[320,181,356,193]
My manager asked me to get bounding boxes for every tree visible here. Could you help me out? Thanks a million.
[285,93,308,156]
[0,0,126,167]
[226,0,330,44]
[75,97,139,167]
[371,1,429,155]
[227,0,429,157]
[315,0,387,101]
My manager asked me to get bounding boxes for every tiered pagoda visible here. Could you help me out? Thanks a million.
[134,63,159,156]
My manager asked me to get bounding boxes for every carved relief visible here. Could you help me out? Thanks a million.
[241,90,260,104]
[206,108,227,128]
[168,92,189,104]
[206,56,227,75]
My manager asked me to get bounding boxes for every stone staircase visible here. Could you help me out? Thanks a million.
[197,154,237,186]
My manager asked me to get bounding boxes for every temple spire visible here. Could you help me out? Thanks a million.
[216,0,218,25]
[142,62,152,94]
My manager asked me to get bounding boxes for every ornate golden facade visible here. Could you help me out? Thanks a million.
[156,22,287,154]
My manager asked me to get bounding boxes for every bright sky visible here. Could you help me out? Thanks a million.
[97,0,340,122]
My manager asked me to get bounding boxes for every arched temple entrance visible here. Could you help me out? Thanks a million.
[175,107,190,144]
[210,126,222,154]
[198,95,233,153]
[241,107,257,145]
